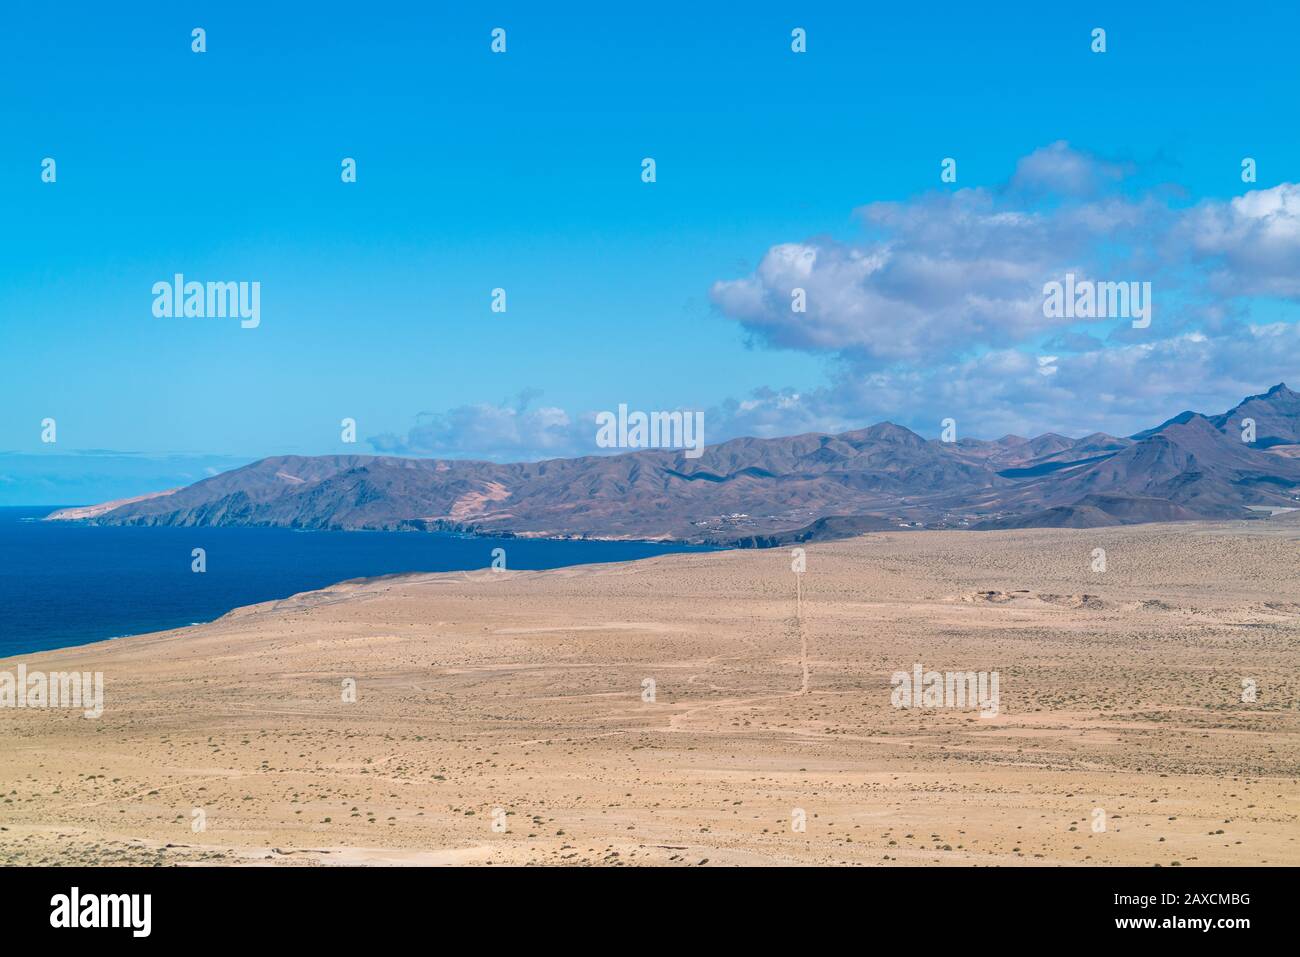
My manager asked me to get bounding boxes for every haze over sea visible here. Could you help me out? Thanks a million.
[0,507,712,657]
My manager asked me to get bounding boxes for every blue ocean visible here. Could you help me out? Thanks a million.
[0,506,712,657]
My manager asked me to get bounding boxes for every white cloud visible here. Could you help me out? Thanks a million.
[703,323,1300,440]
[1183,183,1300,297]
[703,144,1300,438]
[1009,140,1131,196]
[709,156,1177,366]
[378,145,1300,458]
[370,394,586,459]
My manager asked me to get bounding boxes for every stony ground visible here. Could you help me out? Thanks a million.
[2,521,1298,866]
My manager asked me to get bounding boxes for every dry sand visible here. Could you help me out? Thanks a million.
[2,522,1298,866]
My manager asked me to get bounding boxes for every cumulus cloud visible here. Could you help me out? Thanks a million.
[369,392,588,460]
[376,144,1300,458]
[702,322,1300,441]
[1182,183,1300,297]
[709,149,1182,367]
[370,393,708,461]
[1008,140,1132,197]
[701,142,1300,438]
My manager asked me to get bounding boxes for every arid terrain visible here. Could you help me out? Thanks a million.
[2,521,1298,866]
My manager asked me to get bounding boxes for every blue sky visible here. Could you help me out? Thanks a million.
[3,2,1300,502]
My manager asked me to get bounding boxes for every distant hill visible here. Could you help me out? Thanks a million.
[48,384,1300,543]
[1133,383,1300,445]
[973,495,1200,530]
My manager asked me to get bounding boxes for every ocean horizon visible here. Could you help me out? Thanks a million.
[0,506,714,657]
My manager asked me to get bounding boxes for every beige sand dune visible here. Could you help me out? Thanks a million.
[1,522,1297,866]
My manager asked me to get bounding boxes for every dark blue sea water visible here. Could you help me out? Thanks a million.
[0,507,713,657]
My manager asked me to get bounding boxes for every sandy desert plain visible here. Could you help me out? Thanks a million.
[1,520,1298,867]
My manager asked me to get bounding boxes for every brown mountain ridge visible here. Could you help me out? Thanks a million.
[48,384,1300,544]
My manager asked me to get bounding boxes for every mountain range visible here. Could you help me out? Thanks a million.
[47,384,1300,544]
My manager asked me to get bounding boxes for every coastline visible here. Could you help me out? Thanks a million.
[0,508,718,657]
